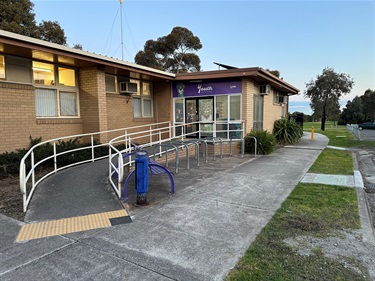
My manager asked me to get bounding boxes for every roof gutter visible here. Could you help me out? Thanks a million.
[0,30,175,79]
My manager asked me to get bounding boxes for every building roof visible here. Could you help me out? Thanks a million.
[175,67,300,95]
[0,29,299,94]
[0,30,175,81]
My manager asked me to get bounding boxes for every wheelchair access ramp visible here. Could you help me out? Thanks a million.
[19,158,130,241]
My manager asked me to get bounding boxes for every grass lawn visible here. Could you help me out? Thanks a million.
[308,148,353,175]
[226,183,363,281]
[303,122,375,149]
[226,124,372,280]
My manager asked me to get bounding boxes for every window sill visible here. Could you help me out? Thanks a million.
[133,117,154,122]
[36,118,82,125]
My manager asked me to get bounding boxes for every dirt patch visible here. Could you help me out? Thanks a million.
[0,175,24,221]
[284,230,375,279]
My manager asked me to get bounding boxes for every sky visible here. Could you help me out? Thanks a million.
[32,0,375,115]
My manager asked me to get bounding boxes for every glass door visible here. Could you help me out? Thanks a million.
[198,98,214,137]
[185,99,197,137]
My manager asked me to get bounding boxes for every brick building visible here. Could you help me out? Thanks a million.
[0,30,299,153]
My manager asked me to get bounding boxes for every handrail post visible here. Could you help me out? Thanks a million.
[31,152,35,188]
[53,142,57,173]
[149,125,152,144]
[19,159,26,212]
[91,135,95,162]
[22,168,27,212]
[169,121,172,139]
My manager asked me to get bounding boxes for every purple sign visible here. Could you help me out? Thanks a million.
[173,80,242,97]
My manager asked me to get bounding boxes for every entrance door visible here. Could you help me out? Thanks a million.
[198,98,214,137]
[185,97,214,138]
[185,99,197,136]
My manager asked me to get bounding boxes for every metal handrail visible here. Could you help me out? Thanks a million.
[108,120,247,199]
[20,119,247,212]
[19,121,171,212]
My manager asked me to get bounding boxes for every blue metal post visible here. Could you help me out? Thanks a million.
[135,151,149,205]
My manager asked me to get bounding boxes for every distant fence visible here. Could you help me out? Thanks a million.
[346,124,361,140]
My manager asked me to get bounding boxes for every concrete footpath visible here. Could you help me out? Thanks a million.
[0,133,372,280]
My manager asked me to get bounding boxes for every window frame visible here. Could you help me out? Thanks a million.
[33,62,79,118]
[132,80,154,118]
[0,55,5,80]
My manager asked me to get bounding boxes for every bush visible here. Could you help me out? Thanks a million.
[244,130,276,155]
[273,118,303,145]
[0,136,112,178]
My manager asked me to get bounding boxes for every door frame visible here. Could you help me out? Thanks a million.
[185,97,214,138]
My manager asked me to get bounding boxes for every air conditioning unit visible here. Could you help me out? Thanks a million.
[260,84,271,95]
[278,96,287,104]
[119,82,137,95]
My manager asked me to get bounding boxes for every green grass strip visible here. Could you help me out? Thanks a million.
[303,123,375,149]
[308,148,354,175]
[226,183,363,281]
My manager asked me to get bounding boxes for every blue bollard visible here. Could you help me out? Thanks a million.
[135,151,149,205]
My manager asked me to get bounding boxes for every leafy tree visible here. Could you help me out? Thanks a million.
[0,0,38,38]
[339,89,375,124]
[311,97,341,122]
[73,44,83,50]
[135,26,202,73]
[0,0,67,45]
[304,67,354,131]
[266,69,280,78]
[340,96,364,124]
[38,20,67,45]
[361,89,375,121]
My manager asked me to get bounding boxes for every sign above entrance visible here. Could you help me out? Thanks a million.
[173,80,242,98]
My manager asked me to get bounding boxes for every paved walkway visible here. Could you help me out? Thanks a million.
[1,133,374,280]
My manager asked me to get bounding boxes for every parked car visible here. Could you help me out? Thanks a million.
[358,122,375,130]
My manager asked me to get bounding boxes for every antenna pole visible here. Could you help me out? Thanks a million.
[119,0,124,60]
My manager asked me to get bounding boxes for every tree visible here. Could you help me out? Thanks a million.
[73,44,83,50]
[266,69,280,78]
[340,96,364,124]
[135,26,202,73]
[339,89,375,124]
[304,67,354,131]
[0,0,38,38]
[38,21,67,45]
[361,89,375,121]
[311,96,341,122]
[0,0,68,45]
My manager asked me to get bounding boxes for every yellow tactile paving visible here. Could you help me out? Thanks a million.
[16,209,128,242]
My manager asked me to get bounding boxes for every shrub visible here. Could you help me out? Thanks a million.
[273,118,303,145]
[244,130,276,155]
[0,136,112,178]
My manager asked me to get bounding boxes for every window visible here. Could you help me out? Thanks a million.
[133,98,142,118]
[0,55,5,80]
[105,74,116,93]
[60,91,78,116]
[58,67,76,87]
[35,88,79,117]
[33,61,54,85]
[33,62,78,118]
[253,94,264,131]
[132,81,153,118]
[129,79,140,95]
[6,56,32,83]
[229,95,241,120]
[35,88,58,117]
[215,95,241,138]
